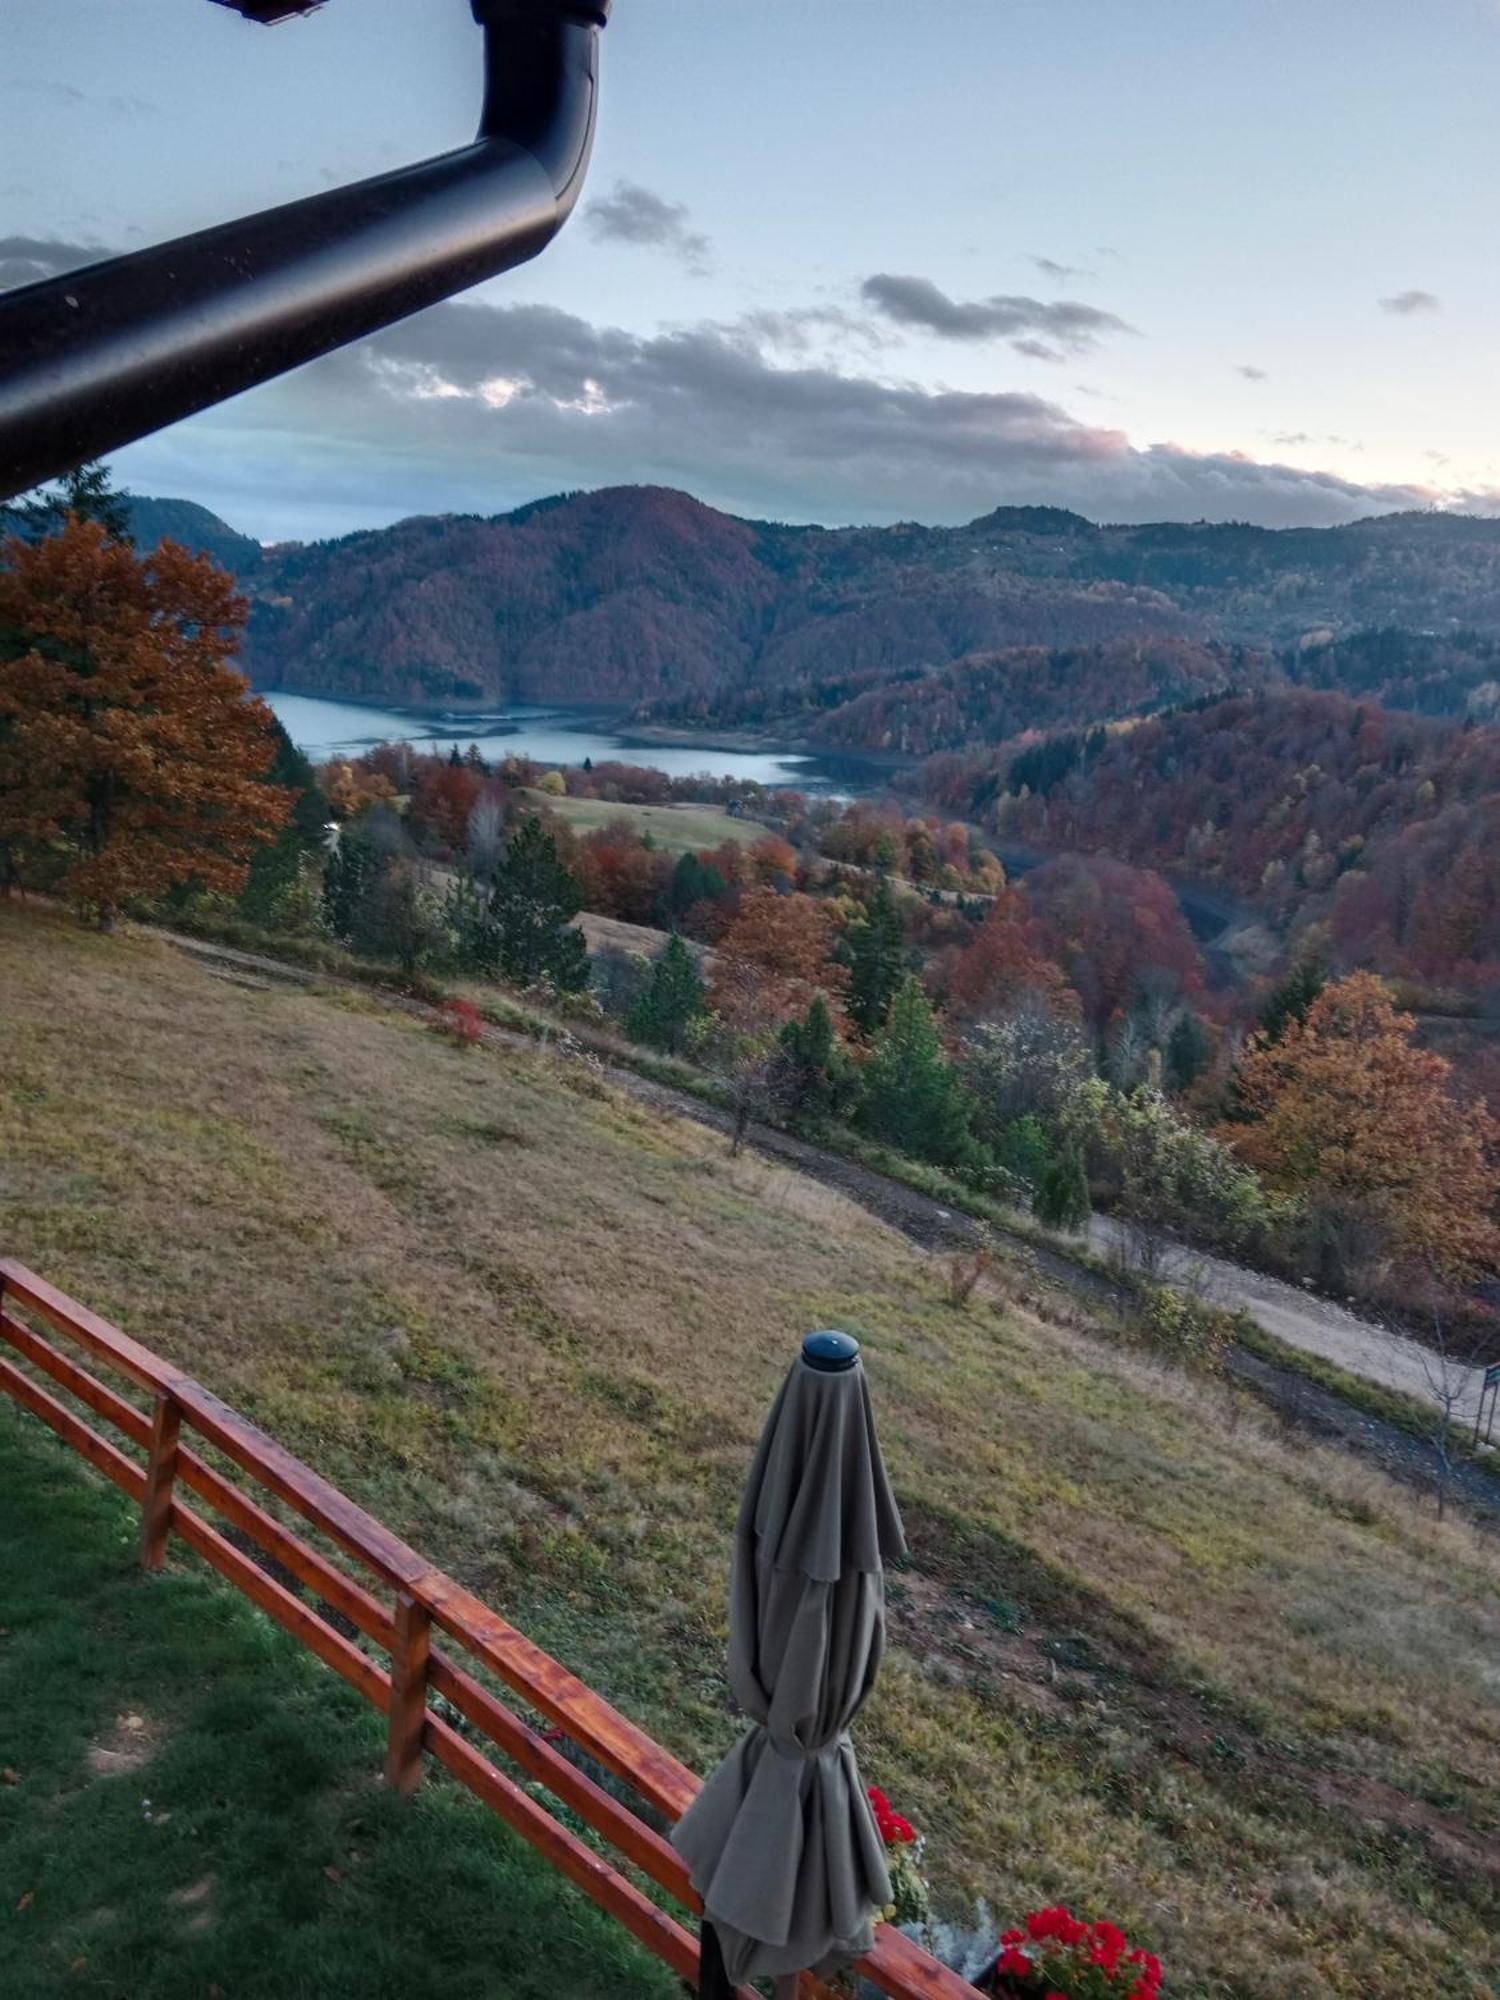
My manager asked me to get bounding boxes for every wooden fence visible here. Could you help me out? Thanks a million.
[0,1257,981,2000]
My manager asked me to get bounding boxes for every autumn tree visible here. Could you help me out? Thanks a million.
[0,516,287,924]
[709,887,845,1025]
[933,886,1073,1025]
[1233,972,1500,1280]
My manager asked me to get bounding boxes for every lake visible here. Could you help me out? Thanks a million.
[264,692,848,792]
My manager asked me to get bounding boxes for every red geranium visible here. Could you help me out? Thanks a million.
[986,1905,1165,1999]
[866,1784,916,1846]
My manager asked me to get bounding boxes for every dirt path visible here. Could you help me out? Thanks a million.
[1086,1216,1491,1426]
[157,929,1500,1519]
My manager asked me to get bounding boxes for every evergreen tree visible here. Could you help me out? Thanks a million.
[627,934,707,1053]
[774,994,858,1125]
[844,878,906,1036]
[670,850,728,921]
[239,719,330,925]
[859,977,971,1165]
[1258,959,1326,1044]
[1164,1010,1213,1093]
[1034,1144,1091,1232]
[321,829,383,942]
[486,815,589,990]
[5,461,133,543]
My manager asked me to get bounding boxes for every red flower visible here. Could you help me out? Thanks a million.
[996,1945,1033,1978]
[1000,1929,1024,1946]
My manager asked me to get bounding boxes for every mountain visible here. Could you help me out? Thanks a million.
[117,483,1500,735]
[125,495,265,577]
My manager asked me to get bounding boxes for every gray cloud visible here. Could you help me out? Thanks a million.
[1237,364,1268,381]
[1379,288,1440,315]
[138,293,1455,538]
[1030,254,1090,283]
[0,233,107,291]
[583,180,711,273]
[860,273,1135,355]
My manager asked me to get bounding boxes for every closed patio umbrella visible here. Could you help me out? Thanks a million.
[674,1330,907,1990]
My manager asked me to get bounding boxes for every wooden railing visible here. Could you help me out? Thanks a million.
[0,1258,980,2000]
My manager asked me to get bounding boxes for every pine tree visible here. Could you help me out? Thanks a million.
[1164,1011,1213,1092]
[5,460,133,543]
[844,878,906,1036]
[1034,1144,1091,1232]
[627,934,707,1053]
[774,993,857,1125]
[486,815,589,990]
[240,718,330,926]
[859,977,971,1165]
[321,831,383,943]
[1258,959,1326,1044]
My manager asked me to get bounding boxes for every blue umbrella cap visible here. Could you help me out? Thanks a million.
[802,1329,860,1373]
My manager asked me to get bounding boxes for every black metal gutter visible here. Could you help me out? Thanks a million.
[0,0,609,502]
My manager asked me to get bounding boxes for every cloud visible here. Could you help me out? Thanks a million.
[583,181,711,273]
[0,233,107,291]
[126,292,1460,540]
[1237,364,1268,381]
[860,273,1135,356]
[1029,254,1090,283]
[1379,289,1440,315]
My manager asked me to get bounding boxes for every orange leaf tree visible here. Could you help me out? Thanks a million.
[1232,971,1500,1280]
[0,517,288,922]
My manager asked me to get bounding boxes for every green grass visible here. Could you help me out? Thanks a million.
[0,1406,676,2000]
[3,905,1500,2000]
[519,789,766,853]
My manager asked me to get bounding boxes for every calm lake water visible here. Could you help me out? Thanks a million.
[264,692,842,791]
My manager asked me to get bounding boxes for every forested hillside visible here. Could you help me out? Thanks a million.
[924,688,1500,990]
[118,484,1500,731]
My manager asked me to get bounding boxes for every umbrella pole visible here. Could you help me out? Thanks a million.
[698,1920,735,1999]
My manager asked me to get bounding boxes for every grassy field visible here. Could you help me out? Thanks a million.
[519,789,765,853]
[1,905,1498,1999]
[0,1405,674,1999]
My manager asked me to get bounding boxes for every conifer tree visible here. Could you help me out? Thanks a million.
[486,815,589,990]
[628,933,707,1053]
[844,878,906,1036]
[321,829,383,942]
[859,976,971,1165]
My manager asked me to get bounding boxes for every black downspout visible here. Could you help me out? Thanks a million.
[0,0,609,502]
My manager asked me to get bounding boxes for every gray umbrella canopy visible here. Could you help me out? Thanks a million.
[674,1334,907,1984]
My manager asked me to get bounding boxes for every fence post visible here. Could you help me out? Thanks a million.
[139,1390,182,1572]
[385,1591,432,1796]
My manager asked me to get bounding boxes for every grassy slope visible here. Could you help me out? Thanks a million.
[518,789,764,853]
[1,906,1498,2000]
[0,1406,674,2000]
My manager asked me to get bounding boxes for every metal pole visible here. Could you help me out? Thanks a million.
[0,0,609,500]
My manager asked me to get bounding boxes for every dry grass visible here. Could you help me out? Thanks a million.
[518,789,766,854]
[2,905,1498,1999]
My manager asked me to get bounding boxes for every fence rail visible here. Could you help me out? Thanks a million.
[0,1257,980,2000]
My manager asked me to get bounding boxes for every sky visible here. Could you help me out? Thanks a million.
[5,0,1500,542]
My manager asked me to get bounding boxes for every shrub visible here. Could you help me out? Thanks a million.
[434,997,484,1049]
